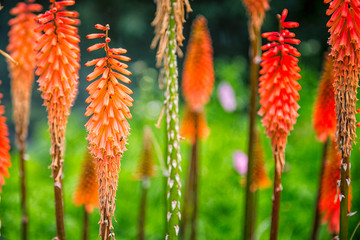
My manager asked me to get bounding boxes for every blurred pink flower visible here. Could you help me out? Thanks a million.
[233,150,248,176]
[218,82,236,112]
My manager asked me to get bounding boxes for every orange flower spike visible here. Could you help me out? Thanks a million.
[319,139,351,234]
[313,54,336,142]
[0,93,11,194]
[74,150,99,213]
[252,131,271,191]
[258,9,301,153]
[180,107,209,144]
[85,24,133,236]
[35,0,80,147]
[7,1,42,147]
[182,15,214,113]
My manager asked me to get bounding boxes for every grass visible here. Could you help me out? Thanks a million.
[1,59,360,239]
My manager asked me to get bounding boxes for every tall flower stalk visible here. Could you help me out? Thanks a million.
[319,139,351,237]
[73,150,99,240]
[7,1,42,239]
[179,15,214,240]
[311,53,336,240]
[324,1,360,238]
[35,1,80,239]
[241,0,270,238]
[151,0,191,239]
[134,127,156,240]
[85,24,133,239]
[258,9,301,240]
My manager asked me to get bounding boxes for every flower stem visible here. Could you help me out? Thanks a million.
[19,144,28,240]
[243,20,261,240]
[52,141,66,240]
[138,180,149,240]
[181,112,199,240]
[270,149,283,240]
[190,114,199,240]
[340,153,350,240]
[165,1,182,239]
[311,137,329,240]
[82,207,89,240]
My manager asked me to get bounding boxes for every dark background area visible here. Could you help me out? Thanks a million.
[0,0,329,124]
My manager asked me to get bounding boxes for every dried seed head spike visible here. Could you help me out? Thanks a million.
[7,1,42,150]
[313,53,336,142]
[258,9,301,157]
[319,139,352,235]
[0,93,11,194]
[151,0,192,66]
[325,0,360,156]
[35,0,80,176]
[182,15,214,113]
[85,24,133,237]
[73,150,99,213]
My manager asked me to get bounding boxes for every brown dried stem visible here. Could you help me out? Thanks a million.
[270,148,283,240]
[243,18,261,240]
[311,137,330,240]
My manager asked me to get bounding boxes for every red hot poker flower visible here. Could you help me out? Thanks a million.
[7,1,42,147]
[325,0,360,157]
[85,24,133,237]
[0,93,10,194]
[258,9,301,155]
[319,139,351,234]
[313,53,336,142]
[74,150,99,213]
[182,15,214,113]
[35,0,80,169]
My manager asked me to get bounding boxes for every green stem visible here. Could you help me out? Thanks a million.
[340,153,350,240]
[243,20,261,240]
[311,138,329,240]
[165,1,182,239]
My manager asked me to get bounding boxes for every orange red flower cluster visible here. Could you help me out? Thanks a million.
[313,54,336,142]
[181,15,214,143]
[182,15,214,113]
[74,150,99,213]
[7,0,42,147]
[258,9,301,154]
[85,23,133,234]
[0,93,10,194]
[35,0,80,161]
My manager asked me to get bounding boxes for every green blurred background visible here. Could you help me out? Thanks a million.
[0,0,360,239]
